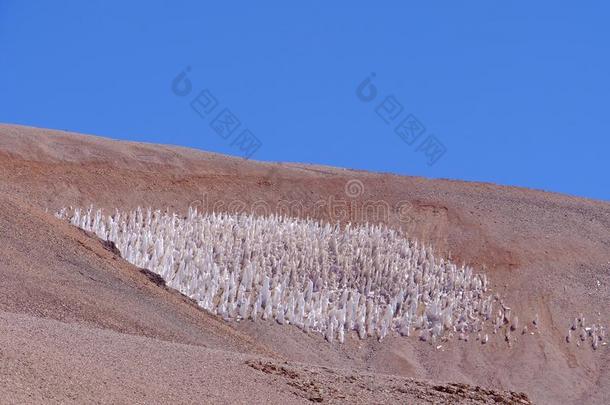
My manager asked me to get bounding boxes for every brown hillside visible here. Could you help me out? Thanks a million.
[1,123,608,404]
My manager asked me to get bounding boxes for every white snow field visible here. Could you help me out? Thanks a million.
[57,206,518,345]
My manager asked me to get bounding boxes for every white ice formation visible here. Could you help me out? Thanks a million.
[568,314,606,350]
[57,206,517,344]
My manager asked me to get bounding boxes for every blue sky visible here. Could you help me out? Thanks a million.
[1,1,608,201]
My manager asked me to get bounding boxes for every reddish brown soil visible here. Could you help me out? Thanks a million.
[1,123,608,403]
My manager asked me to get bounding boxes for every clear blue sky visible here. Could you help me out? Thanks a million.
[1,1,609,201]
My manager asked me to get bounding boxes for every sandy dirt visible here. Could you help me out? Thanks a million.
[1,123,608,403]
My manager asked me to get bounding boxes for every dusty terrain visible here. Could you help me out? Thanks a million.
[0,123,608,404]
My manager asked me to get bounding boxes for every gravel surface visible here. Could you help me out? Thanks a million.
[1,123,608,403]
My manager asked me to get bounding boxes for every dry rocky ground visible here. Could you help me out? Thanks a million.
[1,123,609,403]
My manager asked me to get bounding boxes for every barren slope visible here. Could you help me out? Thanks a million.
[0,194,272,355]
[0,191,530,404]
[1,309,533,404]
[1,123,608,403]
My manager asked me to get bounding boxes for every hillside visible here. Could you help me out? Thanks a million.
[1,123,608,404]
